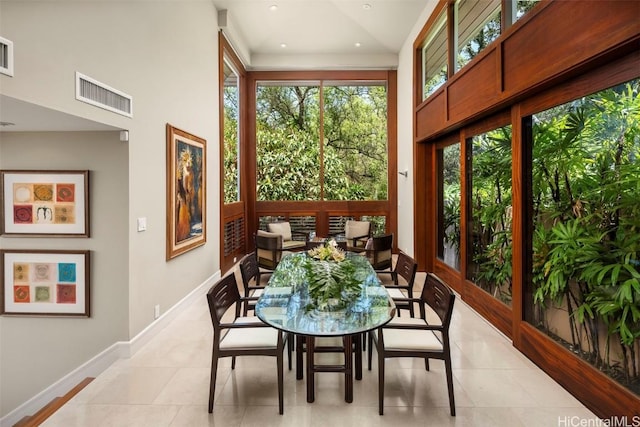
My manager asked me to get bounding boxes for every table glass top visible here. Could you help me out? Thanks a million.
[255,252,395,336]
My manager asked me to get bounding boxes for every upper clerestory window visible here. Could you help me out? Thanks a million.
[455,0,501,72]
[422,8,448,100]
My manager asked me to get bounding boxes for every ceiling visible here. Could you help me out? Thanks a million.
[212,0,432,69]
[0,0,431,133]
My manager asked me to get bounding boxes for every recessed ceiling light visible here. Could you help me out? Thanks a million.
[280,43,287,48]
[355,42,361,48]
[269,4,278,11]
[363,3,372,10]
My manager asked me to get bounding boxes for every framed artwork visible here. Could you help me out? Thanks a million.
[166,124,206,260]
[1,250,90,317]
[1,170,89,237]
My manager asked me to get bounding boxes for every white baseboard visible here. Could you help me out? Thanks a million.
[0,271,220,427]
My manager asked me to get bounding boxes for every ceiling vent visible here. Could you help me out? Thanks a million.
[0,36,14,77]
[75,72,132,117]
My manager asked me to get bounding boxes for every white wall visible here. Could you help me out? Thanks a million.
[0,0,220,419]
[395,2,437,258]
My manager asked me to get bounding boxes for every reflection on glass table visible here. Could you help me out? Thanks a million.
[255,252,395,403]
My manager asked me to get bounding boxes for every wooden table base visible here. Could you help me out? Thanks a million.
[303,334,362,403]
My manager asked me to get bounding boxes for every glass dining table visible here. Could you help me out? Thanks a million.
[255,251,396,403]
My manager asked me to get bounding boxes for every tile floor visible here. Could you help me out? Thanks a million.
[43,271,597,427]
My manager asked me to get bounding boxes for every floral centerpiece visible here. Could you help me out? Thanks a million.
[305,239,361,310]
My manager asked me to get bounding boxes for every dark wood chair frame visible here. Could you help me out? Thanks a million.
[377,251,418,317]
[239,252,272,316]
[254,232,287,270]
[368,273,456,416]
[206,273,289,414]
[363,233,394,271]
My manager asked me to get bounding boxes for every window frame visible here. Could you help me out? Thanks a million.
[247,69,398,242]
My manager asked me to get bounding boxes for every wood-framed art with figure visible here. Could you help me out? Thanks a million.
[166,124,206,260]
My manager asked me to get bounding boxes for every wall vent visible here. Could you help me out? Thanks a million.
[75,72,133,117]
[0,36,14,77]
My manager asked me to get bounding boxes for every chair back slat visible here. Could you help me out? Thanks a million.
[422,273,455,328]
[394,252,417,285]
[207,274,241,327]
[239,253,260,291]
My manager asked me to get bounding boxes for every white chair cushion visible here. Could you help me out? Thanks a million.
[235,316,264,324]
[268,222,293,241]
[386,288,406,299]
[250,288,264,297]
[220,325,279,349]
[282,240,305,250]
[345,220,370,239]
[379,317,443,352]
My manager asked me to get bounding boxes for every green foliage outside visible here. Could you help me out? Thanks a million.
[441,144,461,267]
[255,84,388,201]
[223,85,239,204]
[531,80,640,390]
[443,79,640,393]
[468,126,514,305]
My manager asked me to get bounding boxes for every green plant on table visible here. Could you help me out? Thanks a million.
[304,246,361,310]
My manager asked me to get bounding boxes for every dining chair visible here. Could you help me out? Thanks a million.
[206,273,289,414]
[377,252,418,317]
[363,233,393,270]
[368,273,456,416]
[267,221,309,251]
[255,230,286,270]
[239,252,272,316]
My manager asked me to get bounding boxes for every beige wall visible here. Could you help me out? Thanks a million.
[0,131,129,415]
[0,0,220,418]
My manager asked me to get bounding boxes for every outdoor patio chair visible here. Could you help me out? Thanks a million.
[267,221,309,251]
[255,230,287,270]
[363,233,393,270]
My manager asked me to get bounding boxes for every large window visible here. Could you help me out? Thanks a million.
[323,84,388,200]
[256,83,321,201]
[256,81,389,201]
[528,78,640,396]
[223,56,240,204]
[437,142,461,270]
[467,124,513,306]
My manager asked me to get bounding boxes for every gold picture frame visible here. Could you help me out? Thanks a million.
[166,124,206,260]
